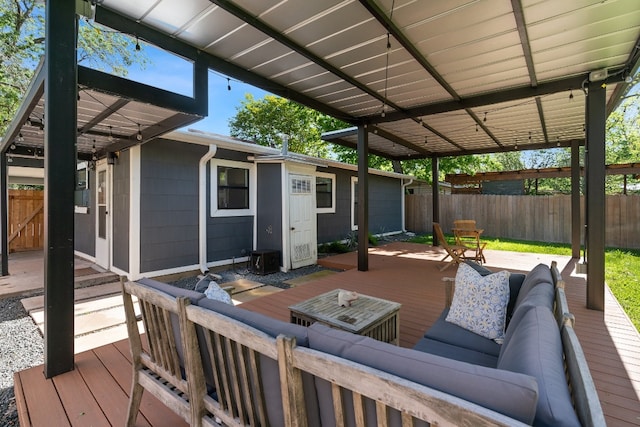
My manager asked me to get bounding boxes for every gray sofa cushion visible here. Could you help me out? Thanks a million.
[498,306,580,427]
[424,308,501,356]
[463,261,526,320]
[413,337,498,368]
[309,323,538,425]
[137,277,206,304]
[197,298,320,427]
[513,263,553,310]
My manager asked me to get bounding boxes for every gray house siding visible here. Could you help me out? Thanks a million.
[368,174,402,234]
[74,168,95,256]
[112,150,130,271]
[256,163,283,252]
[317,169,402,243]
[317,168,353,243]
[139,139,204,273]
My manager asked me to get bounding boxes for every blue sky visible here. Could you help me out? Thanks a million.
[125,43,269,136]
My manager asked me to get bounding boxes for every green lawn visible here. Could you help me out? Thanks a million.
[409,233,640,331]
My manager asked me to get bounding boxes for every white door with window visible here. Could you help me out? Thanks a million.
[289,174,317,269]
[95,161,110,269]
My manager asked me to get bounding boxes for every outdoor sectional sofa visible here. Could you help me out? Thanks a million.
[121,261,604,427]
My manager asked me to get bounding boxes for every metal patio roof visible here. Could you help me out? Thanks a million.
[93,0,640,159]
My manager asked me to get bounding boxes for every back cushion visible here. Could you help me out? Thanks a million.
[498,306,580,427]
[197,298,320,427]
[308,323,538,426]
[513,264,553,310]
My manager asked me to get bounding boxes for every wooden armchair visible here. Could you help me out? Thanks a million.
[453,219,486,264]
[121,278,194,426]
[433,223,473,271]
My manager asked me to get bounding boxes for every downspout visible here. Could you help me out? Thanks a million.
[199,145,217,273]
[401,178,413,232]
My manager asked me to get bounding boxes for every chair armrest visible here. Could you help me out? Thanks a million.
[442,277,455,308]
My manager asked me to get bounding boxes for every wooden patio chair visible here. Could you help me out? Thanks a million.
[433,222,472,271]
[452,219,486,264]
[121,278,194,426]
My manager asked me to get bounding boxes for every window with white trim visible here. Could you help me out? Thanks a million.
[211,159,255,217]
[315,172,335,214]
[351,176,358,230]
[75,162,90,213]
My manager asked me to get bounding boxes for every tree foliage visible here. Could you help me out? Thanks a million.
[228,93,493,181]
[0,0,148,133]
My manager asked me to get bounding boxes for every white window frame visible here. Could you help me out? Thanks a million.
[315,172,336,214]
[75,161,89,214]
[210,158,256,217]
[351,176,358,230]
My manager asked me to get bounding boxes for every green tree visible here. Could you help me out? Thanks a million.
[0,1,148,132]
[229,94,346,158]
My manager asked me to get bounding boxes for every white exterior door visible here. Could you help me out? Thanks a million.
[289,173,317,269]
[95,161,110,269]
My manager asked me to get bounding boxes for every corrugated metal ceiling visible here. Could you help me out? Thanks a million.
[94,0,639,159]
[6,0,639,160]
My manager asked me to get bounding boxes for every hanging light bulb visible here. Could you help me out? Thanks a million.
[108,126,114,142]
[569,89,574,100]
[7,156,12,163]
[483,112,487,122]
[10,143,16,150]
[475,123,479,132]
[17,133,24,142]
[227,78,231,91]
[135,35,141,51]
[381,103,386,118]
[136,124,143,141]
[557,137,560,147]
[424,135,428,144]
[528,131,532,142]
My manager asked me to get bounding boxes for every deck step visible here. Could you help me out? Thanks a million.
[21,281,122,313]
[74,271,120,288]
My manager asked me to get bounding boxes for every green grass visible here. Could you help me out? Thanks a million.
[409,233,640,331]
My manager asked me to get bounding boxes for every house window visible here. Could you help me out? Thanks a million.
[211,159,255,217]
[351,177,358,230]
[316,172,335,214]
[75,162,90,213]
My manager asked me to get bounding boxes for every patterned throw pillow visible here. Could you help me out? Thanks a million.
[446,262,510,341]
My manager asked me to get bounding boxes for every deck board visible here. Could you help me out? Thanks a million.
[13,243,640,426]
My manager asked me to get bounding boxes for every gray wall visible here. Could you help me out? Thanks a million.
[317,168,403,243]
[112,150,130,271]
[256,163,283,252]
[74,167,95,256]
[139,139,203,273]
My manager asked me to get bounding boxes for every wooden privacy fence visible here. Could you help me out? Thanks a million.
[406,193,640,250]
[8,189,44,252]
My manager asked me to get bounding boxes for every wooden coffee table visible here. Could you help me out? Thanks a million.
[289,289,401,345]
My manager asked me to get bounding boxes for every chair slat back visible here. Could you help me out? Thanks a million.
[183,303,276,427]
[122,280,189,394]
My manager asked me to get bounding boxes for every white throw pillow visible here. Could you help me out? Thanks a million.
[445,262,510,341]
[204,281,233,305]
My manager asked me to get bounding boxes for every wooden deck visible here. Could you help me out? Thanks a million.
[14,243,640,426]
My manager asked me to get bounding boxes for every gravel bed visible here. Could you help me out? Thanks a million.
[170,262,335,290]
[0,295,44,427]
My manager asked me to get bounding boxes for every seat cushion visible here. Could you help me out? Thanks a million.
[425,309,501,356]
[446,263,510,340]
[498,306,580,427]
[309,323,538,425]
[413,337,498,368]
